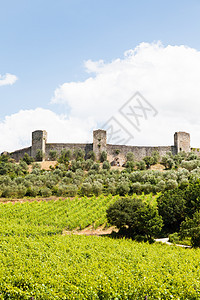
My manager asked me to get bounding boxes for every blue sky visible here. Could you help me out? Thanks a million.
[1,0,200,151]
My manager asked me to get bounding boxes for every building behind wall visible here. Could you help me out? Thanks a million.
[9,129,192,166]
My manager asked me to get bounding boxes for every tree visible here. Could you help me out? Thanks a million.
[100,151,107,162]
[106,198,163,240]
[157,189,186,233]
[35,149,44,162]
[102,160,111,170]
[180,211,200,247]
[126,152,134,162]
[49,150,58,161]
[22,153,34,165]
[87,151,96,161]
[58,149,72,164]
[143,156,154,169]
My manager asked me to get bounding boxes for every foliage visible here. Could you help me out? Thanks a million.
[180,211,200,247]
[22,153,34,165]
[157,189,186,233]
[49,150,58,161]
[100,151,107,162]
[35,149,44,161]
[106,197,163,239]
[58,149,72,164]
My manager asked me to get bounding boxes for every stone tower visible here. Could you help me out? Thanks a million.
[93,129,107,160]
[174,131,190,154]
[31,130,47,160]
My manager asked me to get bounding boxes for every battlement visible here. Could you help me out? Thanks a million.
[9,130,191,166]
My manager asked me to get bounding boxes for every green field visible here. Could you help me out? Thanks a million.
[0,196,200,299]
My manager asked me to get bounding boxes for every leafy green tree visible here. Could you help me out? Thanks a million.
[180,211,200,247]
[35,149,44,162]
[102,160,111,170]
[92,181,103,196]
[116,181,130,196]
[143,156,154,169]
[136,160,146,170]
[49,150,58,161]
[81,182,93,196]
[58,149,72,164]
[151,151,160,164]
[22,153,34,165]
[87,151,96,161]
[73,148,85,161]
[161,155,174,169]
[157,189,186,233]
[106,198,163,239]
[100,151,107,162]
[126,152,134,162]
[91,162,100,172]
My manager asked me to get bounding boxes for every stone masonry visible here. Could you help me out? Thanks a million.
[9,130,192,166]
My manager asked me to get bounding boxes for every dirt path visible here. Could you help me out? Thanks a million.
[155,237,191,248]
[63,225,118,236]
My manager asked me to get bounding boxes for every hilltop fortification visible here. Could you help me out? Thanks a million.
[8,129,193,166]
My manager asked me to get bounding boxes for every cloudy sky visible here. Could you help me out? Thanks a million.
[1,0,200,152]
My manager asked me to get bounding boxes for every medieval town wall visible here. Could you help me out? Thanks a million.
[8,129,191,165]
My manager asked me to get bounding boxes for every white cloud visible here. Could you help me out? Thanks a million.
[2,42,200,152]
[51,42,200,147]
[0,108,95,153]
[0,73,18,86]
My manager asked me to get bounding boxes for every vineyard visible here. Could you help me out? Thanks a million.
[0,195,200,299]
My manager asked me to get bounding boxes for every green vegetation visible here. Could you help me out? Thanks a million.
[0,196,200,299]
[106,197,163,240]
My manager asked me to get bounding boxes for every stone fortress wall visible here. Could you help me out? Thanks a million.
[9,129,192,166]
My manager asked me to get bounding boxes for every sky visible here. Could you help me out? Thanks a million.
[1,0,200,152]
